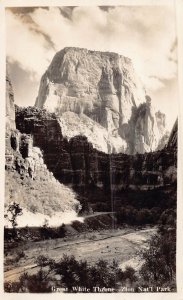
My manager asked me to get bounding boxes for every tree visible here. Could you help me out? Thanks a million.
[18,271,52,293]
[54,255,124,292]
[6,202,23,237]
[139,230,176,284]
[123,266,137,284]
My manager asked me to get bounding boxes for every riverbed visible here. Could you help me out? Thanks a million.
[4,226,157,282]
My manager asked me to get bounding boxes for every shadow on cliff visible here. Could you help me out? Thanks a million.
[15,106,177,221]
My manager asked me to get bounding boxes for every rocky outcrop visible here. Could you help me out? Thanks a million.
[155,110,166,135]
[126,96,167,154]
[167,118,178,150]
[5,128,80,220]
[5,73,81,226]
[59,111,127,153]
[35,47,166,154]
[6,67,15,131]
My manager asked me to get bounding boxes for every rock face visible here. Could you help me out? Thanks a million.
[5,73,81,226]
[5,130,80,220]
[35,47,166,154]
[125,96,166,154]
[167,118,178,150]
[6,68,15,131]
[59,111,127,153]
[16,107,177,212]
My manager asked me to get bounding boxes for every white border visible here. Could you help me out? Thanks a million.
[176,0,183,296]
[0,1,182,300]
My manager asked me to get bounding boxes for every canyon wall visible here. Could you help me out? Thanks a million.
[167,118,178,150]
[5,71,80,227]
[15,106,177,212]
[6,69,15,132]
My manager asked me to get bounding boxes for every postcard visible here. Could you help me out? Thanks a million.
[1,0,183,299]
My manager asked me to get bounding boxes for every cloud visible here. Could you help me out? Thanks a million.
[59,7,76,19]
[104,6,177,91]
[6,5,177,92]
[6,10,55,80]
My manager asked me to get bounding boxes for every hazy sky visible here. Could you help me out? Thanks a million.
[6,5,178,131]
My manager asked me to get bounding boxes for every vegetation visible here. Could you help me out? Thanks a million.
[5,202,23,229]
[4,202,23,238]
[4,223,66,242]
[4,224,176,293]
[15,105,56,120]
[4,270,53,293]
[4,255,137,293]
[140,231,176,285]
[5,169,79,217]
[4,205,176,293]
[138,207,176,290]
[79,183,176,218]
[116,206,176,227]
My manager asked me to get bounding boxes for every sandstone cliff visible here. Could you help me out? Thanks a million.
[167,118,178,150]
[16,106,176,213]
[5,72,81,227]
[6,67,15,131]
[35,47,166,154]
[5,133,81,227]
[5,65,176,226]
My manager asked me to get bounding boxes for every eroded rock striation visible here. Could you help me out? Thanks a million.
[5,72,80,226]
[5,131,80,219]
[35,47,167,154]
[16,106,177,212]
[6,68,15,131]
[5,65,177,224]
[167,118,178,150]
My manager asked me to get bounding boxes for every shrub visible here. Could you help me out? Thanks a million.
[139,229,176,284]
[54,255,132,292]
[6,202,23,230]
[18,271,52,293]
[5,254,138,293]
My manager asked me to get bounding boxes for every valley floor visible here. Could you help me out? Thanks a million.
[4,226,156,283]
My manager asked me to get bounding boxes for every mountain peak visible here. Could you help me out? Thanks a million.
[57,46,132,62]
[35,47,167,154]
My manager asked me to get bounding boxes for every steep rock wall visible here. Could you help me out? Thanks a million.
[167,118,178,150]
[5,73,81,226]
[35,47,166,154]
[5,129,80,219]
[6,68,15,131]
[16,107,176,199]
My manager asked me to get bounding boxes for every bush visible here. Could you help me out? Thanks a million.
[139,229,176,285]
[19,271,52,293]
[4,281,21,293]
[5,254,137,293]
[116,205,163,226]
[159,209,176,227]
[54,255,135,292]
[14,250,26,263]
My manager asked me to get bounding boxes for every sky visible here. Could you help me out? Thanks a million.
[6,5,178,131]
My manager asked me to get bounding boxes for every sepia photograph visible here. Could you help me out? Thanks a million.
[2,0,181,295]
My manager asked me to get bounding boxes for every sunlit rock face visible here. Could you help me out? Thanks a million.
[35,47,167,154]
[167,118,178,150]
[15,107,177,193]
[5,71,81,227]
[15,106,177,213]
[126,96,167,154]
[6,69,15,131]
